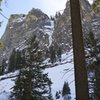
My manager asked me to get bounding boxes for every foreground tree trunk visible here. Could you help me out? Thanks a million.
[70,0,89,100]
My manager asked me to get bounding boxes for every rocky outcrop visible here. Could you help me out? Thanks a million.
[0,0,100,65]
[0,8,54,64]
[52,0,92,52]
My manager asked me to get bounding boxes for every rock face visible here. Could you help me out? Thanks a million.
[0,8,54,64]
[0,0,100,65]
[51,0,100,53]
[52,0,92,52]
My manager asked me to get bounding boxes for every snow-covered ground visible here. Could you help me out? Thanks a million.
[0,71,19,100]
[0,50,75,100]
[45,62,75,100]
[44,50,75,100]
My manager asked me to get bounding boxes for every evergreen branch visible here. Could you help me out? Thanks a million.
[0,12,8,20]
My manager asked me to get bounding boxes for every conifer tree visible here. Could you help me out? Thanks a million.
[62,82,71,96]
[8,48,16,72]
[11,66,36,100]
[57,46,62,62]
[62,82,71,100]
[26,36,52,99]
[85,31,100,61]
[55,91,60,99]
[0,66,2,75]
[0,58,6,74]
[15,50,23,70]
[85,31,100,100]
[55,12,58,19]
[49,45,56,63]
[50,16,55,21]
[10,36,52,100]
[21,49,26,67]
[58,12,61,17]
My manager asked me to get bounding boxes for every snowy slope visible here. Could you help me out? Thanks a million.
[0,50,75,100]
[0,71,19,100]
[45,63,75,100]
[44,50,75,100]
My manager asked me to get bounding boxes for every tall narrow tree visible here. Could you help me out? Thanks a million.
[10,36,52,100]
[85,31,100,100]
[70,0,89,100]
[8,48,16,72]
[62,82,71,100]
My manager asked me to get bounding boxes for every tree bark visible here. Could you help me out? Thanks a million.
[70,0,89,100]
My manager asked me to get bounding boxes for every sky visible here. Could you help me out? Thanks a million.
[0,0,93,38]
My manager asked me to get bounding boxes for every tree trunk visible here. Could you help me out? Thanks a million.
[70,0,89,100]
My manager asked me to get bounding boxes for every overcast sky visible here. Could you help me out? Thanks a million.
[0,0,93,38]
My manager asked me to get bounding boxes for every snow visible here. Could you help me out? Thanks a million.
[0,71,19,80]
[0,78,15,92]
[0,71,19,100]
[44,50,75,100]
[12,15,26,23]
[88,0,93,4]
[15,40,28,51]
[61,49,73,63]
[43,20,54,46]
[44,63,75,100]
[0,50,75,100]
[92,21,100,26]
[9,26,13,29]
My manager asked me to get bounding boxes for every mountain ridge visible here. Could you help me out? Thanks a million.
[0,0,100,67]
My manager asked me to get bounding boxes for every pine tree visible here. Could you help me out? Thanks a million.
[10,36,52,100]
[85,31,100,100]
[50,16,55,21]
[0,65,2,75]
[55,91,60,99]
[15,50,23,70]
[58,12,61,17]
[0,58,6,74]
[62,82,70,96]
[32,69,52,100]
[85,31,100,61]
[55,12,58,19]
[10,68,34,100]
[26,36,52,100]
[21,49,26,67]
[62,82,71,100]
[8,48,16,72]
[49,45,56,64]
[57,46,62,62]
